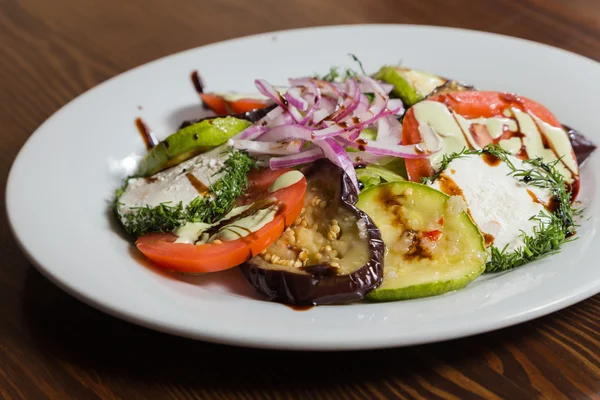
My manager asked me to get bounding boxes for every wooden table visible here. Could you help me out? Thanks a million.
[2,1,599,399]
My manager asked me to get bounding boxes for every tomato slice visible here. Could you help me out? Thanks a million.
[199,93,228,115]
[402,91,579,196]
[136,168,307,273]
[229,99,271,114]
[199,93,270,116]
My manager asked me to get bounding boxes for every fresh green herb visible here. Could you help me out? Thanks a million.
[114,149,256,238]
[420,147,475,185]
[317,66,358,82]
[421,144,578,272]
[348,53,367,75]
[315,54,367,82]
[487,210,576,272]
[483,145,578,272]
[320,66,341,82]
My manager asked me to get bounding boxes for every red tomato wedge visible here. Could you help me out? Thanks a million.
[229,99,271,114]
[136,168,307,273]
[402,91,580,196]
[199,93,270,116]
[199,93,228,115]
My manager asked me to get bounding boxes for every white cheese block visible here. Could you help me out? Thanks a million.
[117,147,228,218]
[428,154,552,253]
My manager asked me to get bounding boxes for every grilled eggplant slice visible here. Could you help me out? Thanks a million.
[563,124,597,166]
[240,160,385,306]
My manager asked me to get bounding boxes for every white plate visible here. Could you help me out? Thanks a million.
[7,24,600,351]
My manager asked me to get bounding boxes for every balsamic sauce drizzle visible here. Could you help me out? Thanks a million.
[135,117,159,150]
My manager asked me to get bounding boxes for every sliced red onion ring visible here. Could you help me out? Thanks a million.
[313,138,359,190]
[255,79,299,123]
[313,107,393,139]
[255,79,286,107]
[288,105,304,123]
[312,96,337,125]
[320,97,337,113]
[262,104,285,121]
[375,115,402,143]
[357,75,394,118]
[353,94,370,114]
[359,81,393,94]
[314,79,343,97]
[270,147,324,169]
[346,151,395,166]
[256,124,314,142]
[233,106,285,140]
[299,81,321,125]
[238,75,428,181]
[235,124,269,141]
[312,108,330,125]
[335,136,433,159]
[387,99,405,115]
[288,77,314,87]
[230,139,303,155]
[376,117,390,141]
[284,87,308,111]
[331,78,361,122]
[347,128,362,141]
[269,111,294,127]
[380,82,394,93]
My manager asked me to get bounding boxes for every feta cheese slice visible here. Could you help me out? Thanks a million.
[117,147,228,218]
[428,154,552,253]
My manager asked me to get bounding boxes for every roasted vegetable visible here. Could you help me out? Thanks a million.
[135,168,307,273]
[199,92,270,116]
[563,124,597,166]
[374,66,447,106]
[401,91,583,199]
[356,164,405,190]
[356,181,487,301]
[240,160,385,306]
[116,148,256,238]
[179,104,277,129]
[425,80,474,98]
[137,116,251,177]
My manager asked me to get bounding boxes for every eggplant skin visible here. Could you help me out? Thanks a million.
[240,161,386,306]
[563,124,597,166]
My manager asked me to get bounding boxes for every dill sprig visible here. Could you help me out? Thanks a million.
[483,145,578,272]
[315,54,366,82]
[422,144,578,273]
[319,66,342,82]
[487,210,575,272]
[114,149,256,238]
[348,53,367,75]
[318,66,359,82]
[420,147,476,185]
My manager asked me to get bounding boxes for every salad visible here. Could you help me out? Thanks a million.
[113,57,597,306]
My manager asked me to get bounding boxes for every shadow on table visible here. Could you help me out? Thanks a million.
[21,266,535,394]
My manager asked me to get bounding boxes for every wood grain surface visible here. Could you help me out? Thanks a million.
[2,0,599,399]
